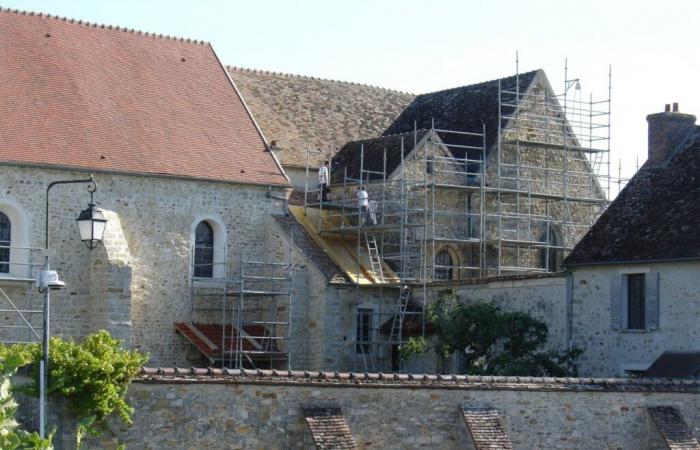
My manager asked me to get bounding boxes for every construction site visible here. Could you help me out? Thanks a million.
[0,62,615,374]
[288,62,613,371]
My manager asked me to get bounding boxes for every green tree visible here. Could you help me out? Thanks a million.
[401,289,582,376]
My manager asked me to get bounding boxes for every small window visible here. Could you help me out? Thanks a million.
[434,248,454,280]
[194,221,214,278]
[626,273,646,330]
[356,308,373,354]
[0,212,10,274]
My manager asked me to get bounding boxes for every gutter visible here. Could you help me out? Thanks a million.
[564,256,700,268]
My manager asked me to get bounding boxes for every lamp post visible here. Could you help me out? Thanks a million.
[39,175,106,438]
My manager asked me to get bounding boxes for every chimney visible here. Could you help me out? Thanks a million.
[646,103,696,166]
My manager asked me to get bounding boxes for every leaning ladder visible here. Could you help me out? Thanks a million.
[363,232,384,282]
[389,286,411,345]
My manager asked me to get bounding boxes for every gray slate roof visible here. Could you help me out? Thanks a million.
[331,130,428,183]
[565,127,700,266]
[384,70,539,158]
[330,71,540,181]
[645,352,700,379]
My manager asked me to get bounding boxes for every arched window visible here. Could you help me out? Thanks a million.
[540,227,561,272]
[0,212,10,274]
[194,221,214,278]
[434,248,455,280]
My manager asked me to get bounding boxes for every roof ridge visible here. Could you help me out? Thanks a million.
[227,65,415,96]
[422,69,541,97]
[0,6,208,45]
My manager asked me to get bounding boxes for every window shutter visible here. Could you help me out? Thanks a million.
[645,271,660,330]
[610,275,622,330]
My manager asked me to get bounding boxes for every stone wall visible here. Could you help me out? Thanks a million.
[49,370,700,449]
[570,261,700,377]
[0,165,287,367]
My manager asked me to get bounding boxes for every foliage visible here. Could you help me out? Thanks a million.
[1,330,148,447]
[401,289,582,376]
[0,352,54,449]
[23,331,149,435]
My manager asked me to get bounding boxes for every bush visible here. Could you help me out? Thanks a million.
[3,331,148,447]
[401,289,582,376]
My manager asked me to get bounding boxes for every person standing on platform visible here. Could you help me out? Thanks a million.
[318,160,330,202]
[357,185,369,225]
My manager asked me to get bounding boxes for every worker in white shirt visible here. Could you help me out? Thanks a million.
[357,185,369,225]
[318,160,330,202]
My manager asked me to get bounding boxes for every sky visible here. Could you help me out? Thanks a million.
[4,0,699,196]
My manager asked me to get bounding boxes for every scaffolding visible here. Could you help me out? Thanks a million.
[0,247,44,346]
[299,61,612,371]
[184,233,293,370]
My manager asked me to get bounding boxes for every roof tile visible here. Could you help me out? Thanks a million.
[0,9,287,185]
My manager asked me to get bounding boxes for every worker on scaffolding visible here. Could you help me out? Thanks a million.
[318,160,330,202]
[357,185,369,225]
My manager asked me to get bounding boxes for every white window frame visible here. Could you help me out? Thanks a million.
[191,215,226,280]
[0,198,31,280]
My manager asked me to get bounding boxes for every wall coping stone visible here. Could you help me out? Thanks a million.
[137,368,700,393]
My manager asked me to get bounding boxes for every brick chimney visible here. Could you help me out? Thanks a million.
[646,103,696,166]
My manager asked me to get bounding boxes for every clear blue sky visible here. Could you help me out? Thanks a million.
[4,0,699,191]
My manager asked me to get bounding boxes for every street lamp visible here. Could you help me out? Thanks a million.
[76,185,107,249]
[39,174,106,438]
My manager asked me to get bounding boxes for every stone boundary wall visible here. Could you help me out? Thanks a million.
[61,368,700,449]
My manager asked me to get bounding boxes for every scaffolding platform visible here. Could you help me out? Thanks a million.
[289,205,399,285]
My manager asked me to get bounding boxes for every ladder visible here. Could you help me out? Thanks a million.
[363,232,384,282]
[389,286,411,345]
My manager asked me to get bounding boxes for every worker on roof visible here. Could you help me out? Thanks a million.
[357,185,369,225]
[318,160,330,202]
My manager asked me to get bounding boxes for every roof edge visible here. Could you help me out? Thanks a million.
[0,161,290,189]
[0,6,208,45]
[227,65,415,96]
[564,256,700,268]
[138,367,700,393]
[210,45,290,185]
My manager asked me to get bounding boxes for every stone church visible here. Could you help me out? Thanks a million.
[1,7,695,382]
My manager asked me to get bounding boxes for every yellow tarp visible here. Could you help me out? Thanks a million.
[289,205,399,285]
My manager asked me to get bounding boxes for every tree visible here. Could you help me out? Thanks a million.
[400,289,582,376]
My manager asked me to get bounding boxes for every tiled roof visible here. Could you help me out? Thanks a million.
[565,128,700,266]
[302,406,356,450]
[647,406,700,450]
[174,323,283,361]
[460,405,513,450]
[138,367,700,393]
[228,67,415,168]
[383,70,540,157]
[0,8,287,186]
[645,352,700,379]
[330,71,541,181]
[331,130,428,183]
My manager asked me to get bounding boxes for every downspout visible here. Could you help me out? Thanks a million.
[565,270,574,350]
